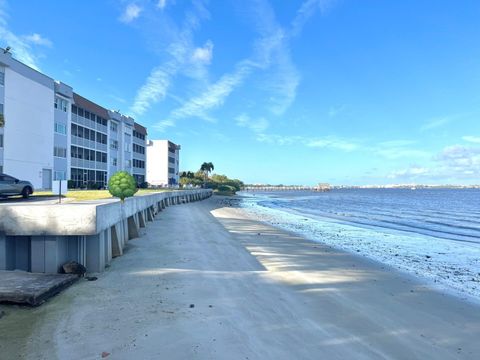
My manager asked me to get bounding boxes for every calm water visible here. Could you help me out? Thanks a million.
[242,189,480,244]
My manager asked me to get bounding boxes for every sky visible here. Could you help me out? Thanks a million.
[1,0,480,186]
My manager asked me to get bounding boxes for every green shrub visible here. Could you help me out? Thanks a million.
[217,184,236,193]
[67,180,75,189]
[139,181,149,189]
[108,171,138,202]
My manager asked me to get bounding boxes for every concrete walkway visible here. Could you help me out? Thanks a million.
[1,197,479,359]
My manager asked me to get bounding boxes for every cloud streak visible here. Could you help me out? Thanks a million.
[129,3,211,117]
[463,135,480,144]
[0,1,52,70]
[156,0,324,130]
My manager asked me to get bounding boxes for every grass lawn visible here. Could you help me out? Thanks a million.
[34,189,171,201]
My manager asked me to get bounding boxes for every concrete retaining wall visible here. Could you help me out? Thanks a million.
[0,189,212,273]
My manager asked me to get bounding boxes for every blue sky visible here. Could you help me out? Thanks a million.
[1,0,480,185]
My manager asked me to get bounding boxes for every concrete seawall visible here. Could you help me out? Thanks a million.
[0,189,212,273]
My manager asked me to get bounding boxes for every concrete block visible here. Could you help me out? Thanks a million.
[86,232,105,273]
[138,211,146,228]
[127,216,139,240]
[147,207,154,222]
[111,224,123,258]
[30,237,45,273]
[15,237,31,272]
[0,234,6,270]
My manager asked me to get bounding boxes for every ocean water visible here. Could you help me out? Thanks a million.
[238,189,480,301]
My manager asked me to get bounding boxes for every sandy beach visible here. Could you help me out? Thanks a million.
[1,196,480,359]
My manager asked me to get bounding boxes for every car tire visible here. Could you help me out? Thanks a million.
[21,187,32,199]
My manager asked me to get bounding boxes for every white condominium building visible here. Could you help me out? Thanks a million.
[146,140,180,186]
[0,48,148,189]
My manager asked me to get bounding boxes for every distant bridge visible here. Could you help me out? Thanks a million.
[242,183,331,192]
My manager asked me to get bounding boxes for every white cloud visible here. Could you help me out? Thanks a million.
[135,0,327,129]
[23,33,52,47]
[235,114,269,133]
[158,0,314,129]
[130,5,209,117]
[0,2,51,70]
[306,137,358,151]
[435,145,480,167]
[291,0,332,37]
[130,63,175,116]
[157,0,167,10]
[373,140,430,160]
[120,3,142,23]
[387,144,480,183]
[420,116,452,132]
[255,132,358,152]
[153,119,175,132]
[169,61,253,122]
[387,166,429,179]
[192,40,213,64]
[462,135,480,144]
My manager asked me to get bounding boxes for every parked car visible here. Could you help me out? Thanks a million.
[0,173,34,198]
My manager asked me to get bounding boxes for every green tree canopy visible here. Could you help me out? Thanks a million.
[108,171,138,202]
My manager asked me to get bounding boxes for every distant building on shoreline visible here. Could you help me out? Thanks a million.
[146,140,180,187]
[0,47,148,189]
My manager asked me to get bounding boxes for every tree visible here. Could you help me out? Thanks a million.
[200,162,214,185]
[108,171,138,202]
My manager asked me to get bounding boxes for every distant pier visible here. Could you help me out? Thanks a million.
[243,183,331,192]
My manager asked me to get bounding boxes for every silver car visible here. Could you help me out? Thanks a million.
[0,173,34,199]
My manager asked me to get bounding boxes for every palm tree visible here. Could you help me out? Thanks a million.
[200,162,214,187]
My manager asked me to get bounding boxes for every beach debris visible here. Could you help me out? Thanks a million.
[189,304,195,308]
[85,276,98,281]
[0,310,5,319]
[425,255,431,259]
[62,261,87,276]
[101,351,110,358]
[209,305,213,308]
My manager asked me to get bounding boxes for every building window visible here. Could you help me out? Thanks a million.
[0,134,3,148]
[54,146,67,158]
[0,71,4,86]
[111,157,117,166]
[133,159,145,169]
[55,97,68,112]
[133,130,145,140]
[125,160,131,168]
[133,144,145,154]
[124,133,131,152]
[54,122,67,135]
[110,122,118,132]
[72,105,77,115]
[54,171,66,181]
[110,140,118,150]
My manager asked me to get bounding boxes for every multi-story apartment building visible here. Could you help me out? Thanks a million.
[0,50,56,189]
[132,123,147,185]
[69,93,110,188]
[0,48,149,190]
[54,82,74,183]
[146,140,180,187]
